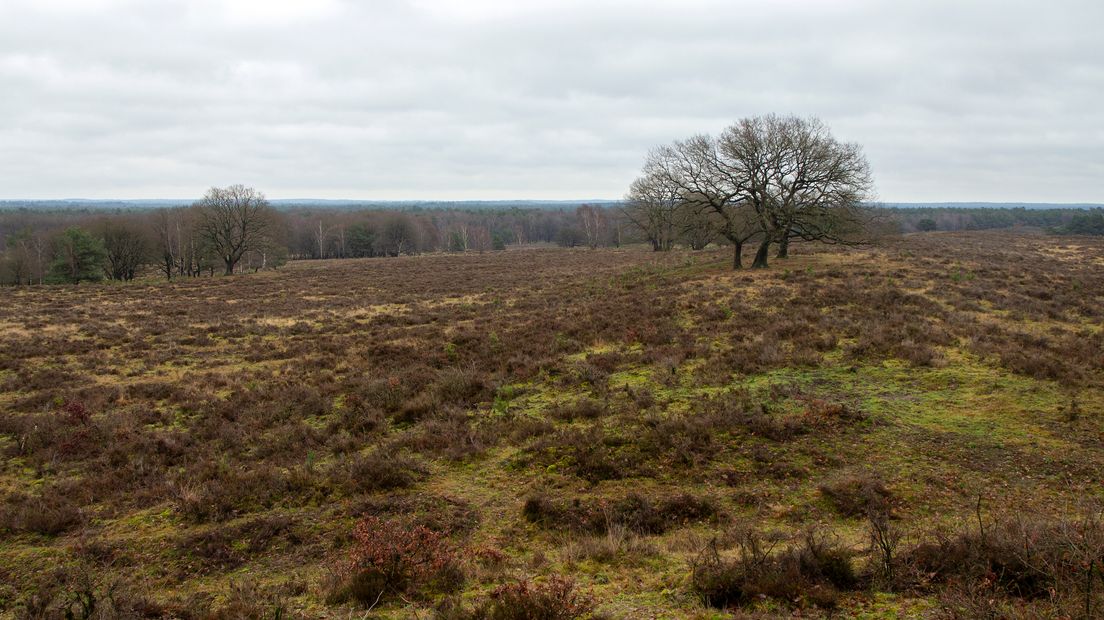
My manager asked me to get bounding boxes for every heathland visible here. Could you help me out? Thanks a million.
[1,231,1102,618]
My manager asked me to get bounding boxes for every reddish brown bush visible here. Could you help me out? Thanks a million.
[60,400,92,426]
[330,515,463,605]
[480,577,594,620]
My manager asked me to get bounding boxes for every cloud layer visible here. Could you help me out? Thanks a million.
[2,0,1101,201]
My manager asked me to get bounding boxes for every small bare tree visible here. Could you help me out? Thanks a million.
[2,229,48,285]
[101,221,150,281]
[622,173,680,251]
[194,185,275,275]
[576,204,607,249]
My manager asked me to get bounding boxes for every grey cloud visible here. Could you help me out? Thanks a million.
[0,0,1101,200]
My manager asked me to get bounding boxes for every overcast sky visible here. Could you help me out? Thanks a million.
[1,0,1101,202]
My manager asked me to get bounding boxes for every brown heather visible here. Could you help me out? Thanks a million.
[0,232,1102,617]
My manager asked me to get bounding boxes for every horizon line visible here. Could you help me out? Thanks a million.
[2,198,1103,206]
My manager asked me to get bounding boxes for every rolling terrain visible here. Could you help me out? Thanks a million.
[1,231,1102,619]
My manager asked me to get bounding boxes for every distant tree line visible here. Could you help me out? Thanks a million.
[890,206,1101,234]
[3,187,1100,286]
[0,187,634,285]
[1053,209,1104,236]
[279,203,627,260]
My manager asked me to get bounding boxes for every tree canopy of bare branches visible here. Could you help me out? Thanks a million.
[627,115,875,268]
[622,174,680,251]
[100,221,149,281]
[194,184,277,275]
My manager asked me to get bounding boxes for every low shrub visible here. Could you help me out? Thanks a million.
[176,515,297,572]
[524,427,642,482]
[343,449,427,493]
[690,527,856,610]
[328,515,463,605]
[172,464,323,523]
[547,397,607,422]
[896,510,1104,601]
[819,473,896,518]
[523,492,718,535]
[480,577,595,620]
[0,491,84,536]
[398,411,494,460]
[207,578,306,620]
[356,493,480,537]
[561,524,657,564]
[434,576,594,620]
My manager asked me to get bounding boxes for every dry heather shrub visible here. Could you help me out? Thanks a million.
[819,472,896,518]
[523,492,718,535]
[895,508,1104,608]
[355,493,480,537]
[690,527,856,611]
[327,515,463,605]
[480,577,595,620]
[433,576,594,620]
[525,426,642,482]
[330,394,387,435]
[176,514,296,572]
[571,361,610,392]
[433,367,490,407]
[206,578,306,620]
[171,464,322,523]
[398,410,494,460]
[0,491,84,536]
[341,449,427,493]
[13,565,181,620]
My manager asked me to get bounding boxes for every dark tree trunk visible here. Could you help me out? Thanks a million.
[776,236,789,259]
[752,238,771,268]
[223,259,234,276]
[732,241,743,269]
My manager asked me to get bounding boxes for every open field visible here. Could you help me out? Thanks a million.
[1,231,1103,618]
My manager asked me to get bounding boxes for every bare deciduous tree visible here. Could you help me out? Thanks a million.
[635,115,874,268]
[647,136,761,268]
[380,213,418,256]
[576,204,606,249]
[194,185,276,275]
[101,221,149,281]
[677,202,721,251]
[718,115,874,267]
[1,228,48,285]
[622,173,680,251]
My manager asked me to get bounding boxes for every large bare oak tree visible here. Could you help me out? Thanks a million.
[627,115,874,268]
[194,184,276,275]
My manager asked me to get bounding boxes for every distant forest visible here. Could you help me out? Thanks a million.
[0,199,1100,285]
[885,206,1102,233]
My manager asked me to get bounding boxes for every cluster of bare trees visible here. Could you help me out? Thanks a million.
[1,228,50,285]
[623,115,875,268]
[135,185,287,280]
[0,190,639,285]
[0,185,287,284]
[281,205,627,259]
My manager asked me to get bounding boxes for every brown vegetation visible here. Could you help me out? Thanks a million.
[0,231,1102,617]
